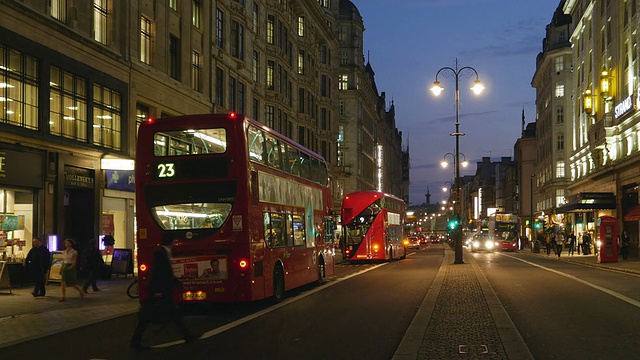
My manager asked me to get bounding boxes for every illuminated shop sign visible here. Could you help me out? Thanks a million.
[615,94,635,119]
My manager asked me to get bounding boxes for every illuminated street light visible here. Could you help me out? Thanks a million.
[441,152,469,168]
[431,59,484,264]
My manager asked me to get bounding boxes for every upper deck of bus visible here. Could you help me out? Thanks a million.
[341,191,405,224]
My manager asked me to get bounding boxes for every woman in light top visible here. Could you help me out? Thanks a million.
[59,238,84,302]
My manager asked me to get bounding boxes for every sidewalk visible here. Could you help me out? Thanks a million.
[525,247,640,275]
[0,276,139,349]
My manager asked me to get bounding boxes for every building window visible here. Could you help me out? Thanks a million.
[298,87,305,113]
[231,21,244,60]
[556,161,565,178]
[140,16,152,64]
[266,105,275,128]
[557,133,564,150]
[252,98,259,119]
[238,82,245,114]
[298,50,304,75]
[229,76,236,111]
[339,100,344,116]
[321,108,328,130]
[169,35,180,80]
[320,45,328,64]
[191,51,200,91]
[93,0,108,44]
[252,3,259,33]
[555,56,564,72]
[341,50,348,65]
[192,0,201,29]
[555,84,564,98]
[267,14,275,45]
[216,9,224,48]
[252,51,259,82]
[321,75,328,97]
[556,106,564,124]
[339,74,348,90]
[169,0,178,11]
[92,83,122,150]
[51,0,67,22]
[297,16,305,37]
[0,46,38,130]
[318,0,329,8]
[135,103,149,137]
[215,67,224,105]
[266,60,274,90]
[50,66,86,139]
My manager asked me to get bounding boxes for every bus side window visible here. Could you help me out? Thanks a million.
[264,212,286,248]
[286,145,300,176]
[154,134,168,156]
[265,134,282,170]
[299,152,311,181]
[291,214,305,246]
[248,125,266,164]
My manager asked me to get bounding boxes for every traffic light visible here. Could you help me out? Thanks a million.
[534,221,542,230]
[448,218,459,230]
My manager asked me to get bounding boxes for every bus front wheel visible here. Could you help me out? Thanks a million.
[273,265,285,303]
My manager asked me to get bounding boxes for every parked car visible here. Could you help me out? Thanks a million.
[408,236,421,249]
[496,239,518,251]
[470,234,496,252]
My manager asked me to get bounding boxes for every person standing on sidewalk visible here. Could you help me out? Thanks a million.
[567,232,576,256]
[545,234,552,255]
[59,239,84,302]
[621,230,630,260]
[131,233,197,349]
[577,232,584,255]
[582,232,592,255]
[82,238,103,293]
[23,237,51,297]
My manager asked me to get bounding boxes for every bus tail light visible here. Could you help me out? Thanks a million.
[372,244,379,252]
[145,117,155,124]
[229,112,237,119]
[139,263,148,272]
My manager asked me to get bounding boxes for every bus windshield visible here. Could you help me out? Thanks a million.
[345,203,381,245]
[154,128,227,156]
[151,202,232,230]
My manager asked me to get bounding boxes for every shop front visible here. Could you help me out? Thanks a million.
[0,145,44,288]
[557,192,616,255]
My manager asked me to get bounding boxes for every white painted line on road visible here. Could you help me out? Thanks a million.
[152,262,389,348]
[503,255,640,309]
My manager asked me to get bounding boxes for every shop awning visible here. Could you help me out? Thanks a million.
[556,192,616,213]
[624,204,640,222]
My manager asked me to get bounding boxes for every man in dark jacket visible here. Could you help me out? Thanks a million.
[23,237,51,297]
[131,233,197,349]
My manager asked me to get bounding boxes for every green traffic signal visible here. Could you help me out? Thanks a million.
[448,218,459,230]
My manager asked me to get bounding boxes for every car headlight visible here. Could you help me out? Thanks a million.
[473,241,480,248]
[485,241,494,249]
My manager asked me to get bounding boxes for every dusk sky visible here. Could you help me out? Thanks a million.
[353,0,562,205]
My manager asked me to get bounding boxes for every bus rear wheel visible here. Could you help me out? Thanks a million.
[273,265,285,303]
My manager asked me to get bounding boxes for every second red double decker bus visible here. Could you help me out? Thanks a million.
[341,191,407,261]
[135,113,335,303]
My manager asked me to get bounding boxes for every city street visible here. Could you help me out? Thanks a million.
[3,245,640,359]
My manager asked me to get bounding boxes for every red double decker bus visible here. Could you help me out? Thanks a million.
[135,113,335,303]
[341,191,407,261]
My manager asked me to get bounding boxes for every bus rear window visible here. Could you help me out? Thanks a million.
[154,128,227,156]
[151,203,232,230]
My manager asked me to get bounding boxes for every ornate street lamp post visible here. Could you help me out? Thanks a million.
[431,59,484,264]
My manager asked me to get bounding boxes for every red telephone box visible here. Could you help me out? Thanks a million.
[597,216,618,263]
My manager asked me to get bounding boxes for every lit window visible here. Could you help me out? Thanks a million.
[92,83,122,150]
[297,16,305,36]
[555,84,564,98]
[339,74,348,90]
[192,0,200,29]
[51,0,66,22]
[93,0,108,44]
[140,17,151,64]
[1,45,39,130]
[50,66,86,139]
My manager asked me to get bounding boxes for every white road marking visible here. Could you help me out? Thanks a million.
[152,262,389,348]
[502,254,640,308]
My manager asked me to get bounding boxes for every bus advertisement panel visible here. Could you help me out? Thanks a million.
[135,113,335,303]
[341,191,407,261]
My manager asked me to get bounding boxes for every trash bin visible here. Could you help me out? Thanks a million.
[532,240,541,253]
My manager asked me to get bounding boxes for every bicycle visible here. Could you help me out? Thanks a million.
[127,277,139,299]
